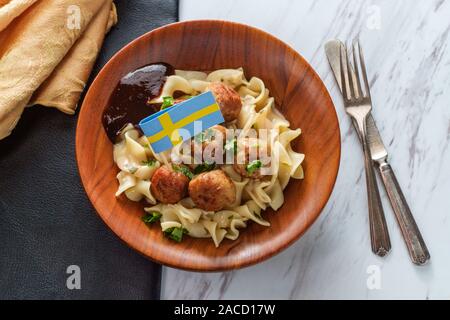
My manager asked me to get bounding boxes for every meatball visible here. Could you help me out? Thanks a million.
[150,165,189,204]
[192,125,227,150]
[209,82,242,122]
[233,139,271,179]
[188,170,236,211]
[209,124,227,138]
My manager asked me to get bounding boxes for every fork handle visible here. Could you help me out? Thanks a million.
[359,119,392,256]
[377,161,430,265]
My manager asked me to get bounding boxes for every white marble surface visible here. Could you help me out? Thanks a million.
[161,0,450,299]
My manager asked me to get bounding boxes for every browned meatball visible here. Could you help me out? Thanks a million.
[233,139,271,179]
[209,124,227,138]
[150,165,189,204]
[188,170,236,211]
[192,125,227,150]
[209,82,242,122]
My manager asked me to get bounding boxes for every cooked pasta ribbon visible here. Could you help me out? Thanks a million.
[112,68,304,246]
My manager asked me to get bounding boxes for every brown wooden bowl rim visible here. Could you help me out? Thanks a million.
[76,20,341,271]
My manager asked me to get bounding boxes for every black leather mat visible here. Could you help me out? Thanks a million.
[0,0,178,300]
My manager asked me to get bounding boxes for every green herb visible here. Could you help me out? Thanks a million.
[161,96,174,110]
[245,160,262,174]
[142,211,162,224]
[194,133,204,144]
[172,164,194,179]
[194,128,215,144]
[143,144,150,149]
[224,137,238,155]
[142,159,156,167]
[163,227,188,242]
[205,128,216,140]
[193,162,216,174]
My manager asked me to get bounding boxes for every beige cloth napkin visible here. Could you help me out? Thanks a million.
[30,1,117,114]
[0,0,117,139]
[0,0,38,32]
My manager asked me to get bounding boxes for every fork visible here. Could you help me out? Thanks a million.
[339,42,391,256]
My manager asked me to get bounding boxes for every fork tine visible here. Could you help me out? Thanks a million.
[345,43,356,99]
[352,40,362,99]
[357,40,371,98]
[339,43,350,100]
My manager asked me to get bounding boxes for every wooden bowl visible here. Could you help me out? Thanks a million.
[76,20,340,271]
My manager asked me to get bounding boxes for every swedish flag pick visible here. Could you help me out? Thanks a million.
[139,91,224,153]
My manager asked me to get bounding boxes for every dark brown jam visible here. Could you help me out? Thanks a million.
[102,62,175,142]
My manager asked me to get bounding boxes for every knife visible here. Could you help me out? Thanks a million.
[325,39,430,265]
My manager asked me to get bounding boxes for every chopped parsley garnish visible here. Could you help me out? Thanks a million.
[142,211,162,224]
[193,162,216,174]
[224,137,237,155]
[172,164,194,179]
[163,227,188,242]
[246,160,262,174]
[194,128,215,144]
[193,133,204,144]
[161,96,174,110]
[142,159,156,167]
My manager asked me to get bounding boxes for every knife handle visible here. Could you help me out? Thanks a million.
[378,161,430,265]
[362,134,391,256]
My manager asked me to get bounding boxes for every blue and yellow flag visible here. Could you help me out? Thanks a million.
[139,91,224,153]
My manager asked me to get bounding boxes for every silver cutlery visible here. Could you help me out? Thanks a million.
[338,41,391,256]
[325,40,430,265]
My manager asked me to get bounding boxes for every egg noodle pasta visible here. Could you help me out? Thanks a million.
[112,68,304,247]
